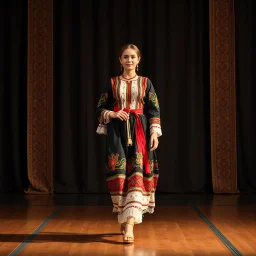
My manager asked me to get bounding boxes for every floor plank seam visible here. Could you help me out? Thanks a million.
[191,205,243,256]
[8,206,64,256]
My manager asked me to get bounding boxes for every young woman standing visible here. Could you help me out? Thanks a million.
[96,44,162,243]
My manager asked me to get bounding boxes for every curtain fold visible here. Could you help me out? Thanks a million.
[235,0,256,192]
[0,0,28,193]
[53,0,211,193]
[1,0,248,195]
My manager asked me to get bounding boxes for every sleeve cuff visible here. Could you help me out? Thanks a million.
[149,118,162,137]
[150,125,162,137]
[103,110,113,124]
[99,110,113,124]
[96,123,107,135]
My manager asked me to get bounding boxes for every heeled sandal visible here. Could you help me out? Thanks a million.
[120,222,126,235]
[123,219,135,244]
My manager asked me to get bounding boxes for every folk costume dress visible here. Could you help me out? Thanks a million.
[96,76,162,224]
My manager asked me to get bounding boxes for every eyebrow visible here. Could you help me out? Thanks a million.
[123,55,136,57]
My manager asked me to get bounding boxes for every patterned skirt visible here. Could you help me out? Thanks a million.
[105,113,159,224]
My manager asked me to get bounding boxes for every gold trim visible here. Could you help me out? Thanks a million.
[210,0,238,193]
[26,0,53,194]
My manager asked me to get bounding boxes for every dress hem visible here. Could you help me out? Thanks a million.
[113,206,155,224]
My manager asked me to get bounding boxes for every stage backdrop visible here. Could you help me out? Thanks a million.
[53,0,211,193]
[235,0,256,192]
[0,0,29,193]
[1,0,255,194]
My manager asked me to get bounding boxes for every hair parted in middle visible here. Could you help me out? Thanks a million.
[119,43,142,59]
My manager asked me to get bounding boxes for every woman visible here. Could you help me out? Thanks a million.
[96,44,162,243]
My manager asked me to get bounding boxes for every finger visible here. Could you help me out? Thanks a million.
[151,145,157,151]
[123,112,129,119]
[150,137,154,148]
[120,113,128,121]
[151,142,156,151]
[118,111,126,120]
[151,139,158,151]
[121,111,129,119]
[117,114,124,121]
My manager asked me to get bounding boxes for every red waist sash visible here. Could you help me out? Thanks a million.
[113,106,150,174]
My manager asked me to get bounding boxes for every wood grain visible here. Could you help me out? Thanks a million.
[199,205,256,255]
[0,206,56,255]
[18,206,231,255]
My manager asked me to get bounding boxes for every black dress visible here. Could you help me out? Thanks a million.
[96,76,162,224]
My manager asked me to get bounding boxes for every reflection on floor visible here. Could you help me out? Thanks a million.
[0,193,255,255]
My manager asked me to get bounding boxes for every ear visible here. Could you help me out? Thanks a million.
[138,56,141,62]
[119,57,122,64]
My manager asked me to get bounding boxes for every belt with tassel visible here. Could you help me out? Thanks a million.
[113,106,150,174]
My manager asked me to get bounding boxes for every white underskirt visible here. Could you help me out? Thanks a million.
[114,206,154,224]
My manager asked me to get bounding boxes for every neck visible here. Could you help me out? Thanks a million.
[122,71,137,79]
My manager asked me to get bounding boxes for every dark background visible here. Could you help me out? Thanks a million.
[0,0,28,193]
[53,0,211,193]
[235,0,255,192]
[0,0,255,194]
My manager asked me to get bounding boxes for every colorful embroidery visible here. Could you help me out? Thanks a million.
[107,153,126,171]
[97,92,108,107]
[148,92,159,109]
[98,109,108,124]
[127,152,159,173]
[134,152,143,169]
[149,160,159,171]
[140,77,147,107]
[127,152,144,172]
[149,117,161,125]
[111,76,147,109]
[111,77,120,108]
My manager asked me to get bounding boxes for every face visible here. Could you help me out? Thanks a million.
[119,48,140,72]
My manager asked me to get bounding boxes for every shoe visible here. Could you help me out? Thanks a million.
[120,222,126,235]
[123,219,135,244]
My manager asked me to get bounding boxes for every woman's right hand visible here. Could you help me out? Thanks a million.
[110,110,129,121]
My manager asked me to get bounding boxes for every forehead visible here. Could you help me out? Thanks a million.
[122,48,138,56]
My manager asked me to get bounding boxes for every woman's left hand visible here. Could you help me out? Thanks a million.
[150,132,159,151]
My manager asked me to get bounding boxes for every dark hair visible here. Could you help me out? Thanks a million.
[119,44,142,58]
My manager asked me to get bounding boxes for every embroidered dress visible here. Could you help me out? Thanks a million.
[96,76,162,224]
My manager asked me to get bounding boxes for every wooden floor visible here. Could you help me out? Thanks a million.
[0,194,256,256]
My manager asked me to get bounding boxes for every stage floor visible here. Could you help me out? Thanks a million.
[0,193,255,256]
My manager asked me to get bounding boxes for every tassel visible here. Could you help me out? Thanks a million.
[126,119,133,146]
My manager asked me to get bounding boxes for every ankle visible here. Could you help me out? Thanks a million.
[125,217,134,233]
[126,217,135,225]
